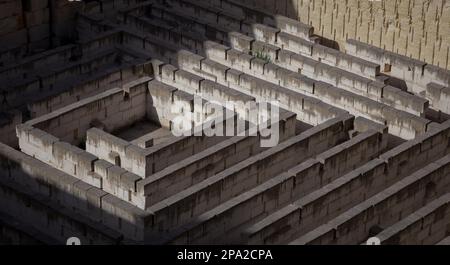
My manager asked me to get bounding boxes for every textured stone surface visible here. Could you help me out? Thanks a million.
[232,0,450,70]
[0,0,450,245]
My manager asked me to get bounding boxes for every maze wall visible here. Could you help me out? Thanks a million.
[229,0,450,70]
[1,0,450,245]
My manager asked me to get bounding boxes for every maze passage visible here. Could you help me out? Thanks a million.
[0,0,449,245]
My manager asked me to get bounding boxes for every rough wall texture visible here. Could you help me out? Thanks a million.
[235,0,450,70]
[0,0,80,62]
[2,0,449,69]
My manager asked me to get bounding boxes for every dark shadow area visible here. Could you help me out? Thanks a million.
[0,143,142,245]
[295,120,313,135]
[313,35,340,50]
[0,0,399,245]
[378,73,409,91]
[386,133,407,150]
[112,118,169,144]
[425,108,450,123]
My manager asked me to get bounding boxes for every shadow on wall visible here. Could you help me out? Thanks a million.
[238,0,339,49]
[0,142,147,245]
[0,0,335,244]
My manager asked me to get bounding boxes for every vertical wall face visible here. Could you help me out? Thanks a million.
[0,0,80,62]
[0,0,26,55]
[234,0,450,70]
[4,0,448,69]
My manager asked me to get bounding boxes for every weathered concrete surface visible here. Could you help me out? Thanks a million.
[1,0,450,246]
[223,0,450,70]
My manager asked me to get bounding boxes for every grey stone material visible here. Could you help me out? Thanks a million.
[258,43,395,116]
[165,127,385,244]
[274,15,313,40]
[374,194,450,245]
[246,121,450,244]
[250,57,267,75]
[251,23,280,45]
[177,50,204,70]
[425,83,450,114]
[229,31,254,52]
[94,160,113,180]
[251,41,280,61]
[354,117,388,134]
[291,156,450,245]
[225,68,243,84]
[284,73,315,95]
[204,40,230,61]
[346,38,450,101]
[179,44,345,125]
[0,142,146,243]
[3,0,450,245]
[382,86,429,116]
[278,32,314,56]
[263,63,279,80]
[200,58,230,81]
[106,166,128,184]
[368,81,385,99]
[226,49,253,71]
[146,115,353,234]
[277,49,293,66]
[174,70,205,92]
[121,172,142,193]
